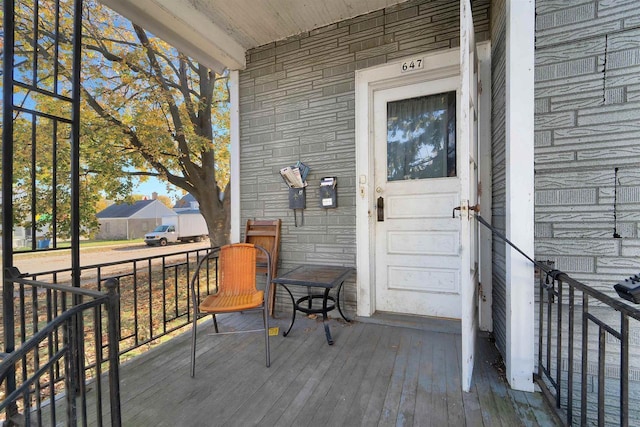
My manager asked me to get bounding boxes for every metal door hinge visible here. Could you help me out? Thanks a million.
[453,201,480,219]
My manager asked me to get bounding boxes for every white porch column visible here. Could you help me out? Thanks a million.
[230,70,241,244]
[505,0,535,392]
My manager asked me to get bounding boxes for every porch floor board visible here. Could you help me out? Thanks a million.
[90,312,560,426]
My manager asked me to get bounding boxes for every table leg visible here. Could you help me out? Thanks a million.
[322,287,334,345]
[336,281,351,322]
[281,284,297,337]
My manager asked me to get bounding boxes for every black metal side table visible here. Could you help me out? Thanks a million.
[272,265,353,345]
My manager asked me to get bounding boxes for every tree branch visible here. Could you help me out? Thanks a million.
[81,86,174,178]
[132,25,200,179]
[178,56,198,125]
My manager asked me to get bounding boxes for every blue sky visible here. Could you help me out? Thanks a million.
[133,176,183,201]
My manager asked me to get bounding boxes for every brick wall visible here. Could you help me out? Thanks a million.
[239,0,490,313]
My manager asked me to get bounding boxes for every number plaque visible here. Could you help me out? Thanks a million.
[400,58,424,73]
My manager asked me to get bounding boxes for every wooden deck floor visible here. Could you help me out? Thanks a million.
[99,312,559,426]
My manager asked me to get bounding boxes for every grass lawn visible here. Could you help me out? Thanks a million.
[65,238,145,248]
[13,238,145,252]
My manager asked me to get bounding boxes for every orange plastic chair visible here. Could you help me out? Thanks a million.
[190,243,271,377]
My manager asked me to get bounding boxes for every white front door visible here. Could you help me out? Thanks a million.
[459,0,479,392]
[373,76,463,319]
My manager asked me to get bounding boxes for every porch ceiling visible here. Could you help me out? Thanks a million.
[98,0,410,71]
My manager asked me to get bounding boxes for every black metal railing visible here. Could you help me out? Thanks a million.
[536,264,640,426]
[0,275,121,426]
[10,247,216,359]
[2,246,219,424]
[476,215,640,426]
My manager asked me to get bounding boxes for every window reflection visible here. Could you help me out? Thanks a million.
[387,91,456,181]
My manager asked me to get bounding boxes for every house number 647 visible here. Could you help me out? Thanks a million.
[401,59,423,72]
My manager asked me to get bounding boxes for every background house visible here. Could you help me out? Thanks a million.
[95,199,176,240]
[173,193,199,211]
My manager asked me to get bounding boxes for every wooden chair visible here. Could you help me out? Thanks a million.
[190,243,271,376]
[244,219,281,315]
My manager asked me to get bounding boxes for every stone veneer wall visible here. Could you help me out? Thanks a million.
[491,0,640,367]
[535,2,640,423]
[239,0,490,313]
[535,0,640,294]
[489,0,507,359]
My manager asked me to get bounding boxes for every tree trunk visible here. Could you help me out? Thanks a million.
[193,185,229,247]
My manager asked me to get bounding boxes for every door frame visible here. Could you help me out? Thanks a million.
[355,43,491,319]
[355,48,460,317]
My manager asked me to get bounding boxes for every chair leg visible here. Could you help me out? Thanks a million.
[263,305,270,367]
[269,282,277,317]
[190,314,198,377]
[212,314,219,333]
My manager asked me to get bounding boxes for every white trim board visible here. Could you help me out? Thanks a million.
[505,0,535,393]
[230,70,241,244]
[477,41,493,332]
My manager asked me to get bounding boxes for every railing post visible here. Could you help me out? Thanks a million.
[65,311,78,426]
[537,268,544,381]
[556,279,563,410]
[105,279,122,427]
[567,286,575,423]
[581,293,588,426]
[620,313,629,427]
[2,0,18,421]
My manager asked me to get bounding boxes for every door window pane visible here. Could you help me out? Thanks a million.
[387,91,456,181]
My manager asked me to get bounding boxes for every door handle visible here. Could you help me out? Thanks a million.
[377,197,384,222]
